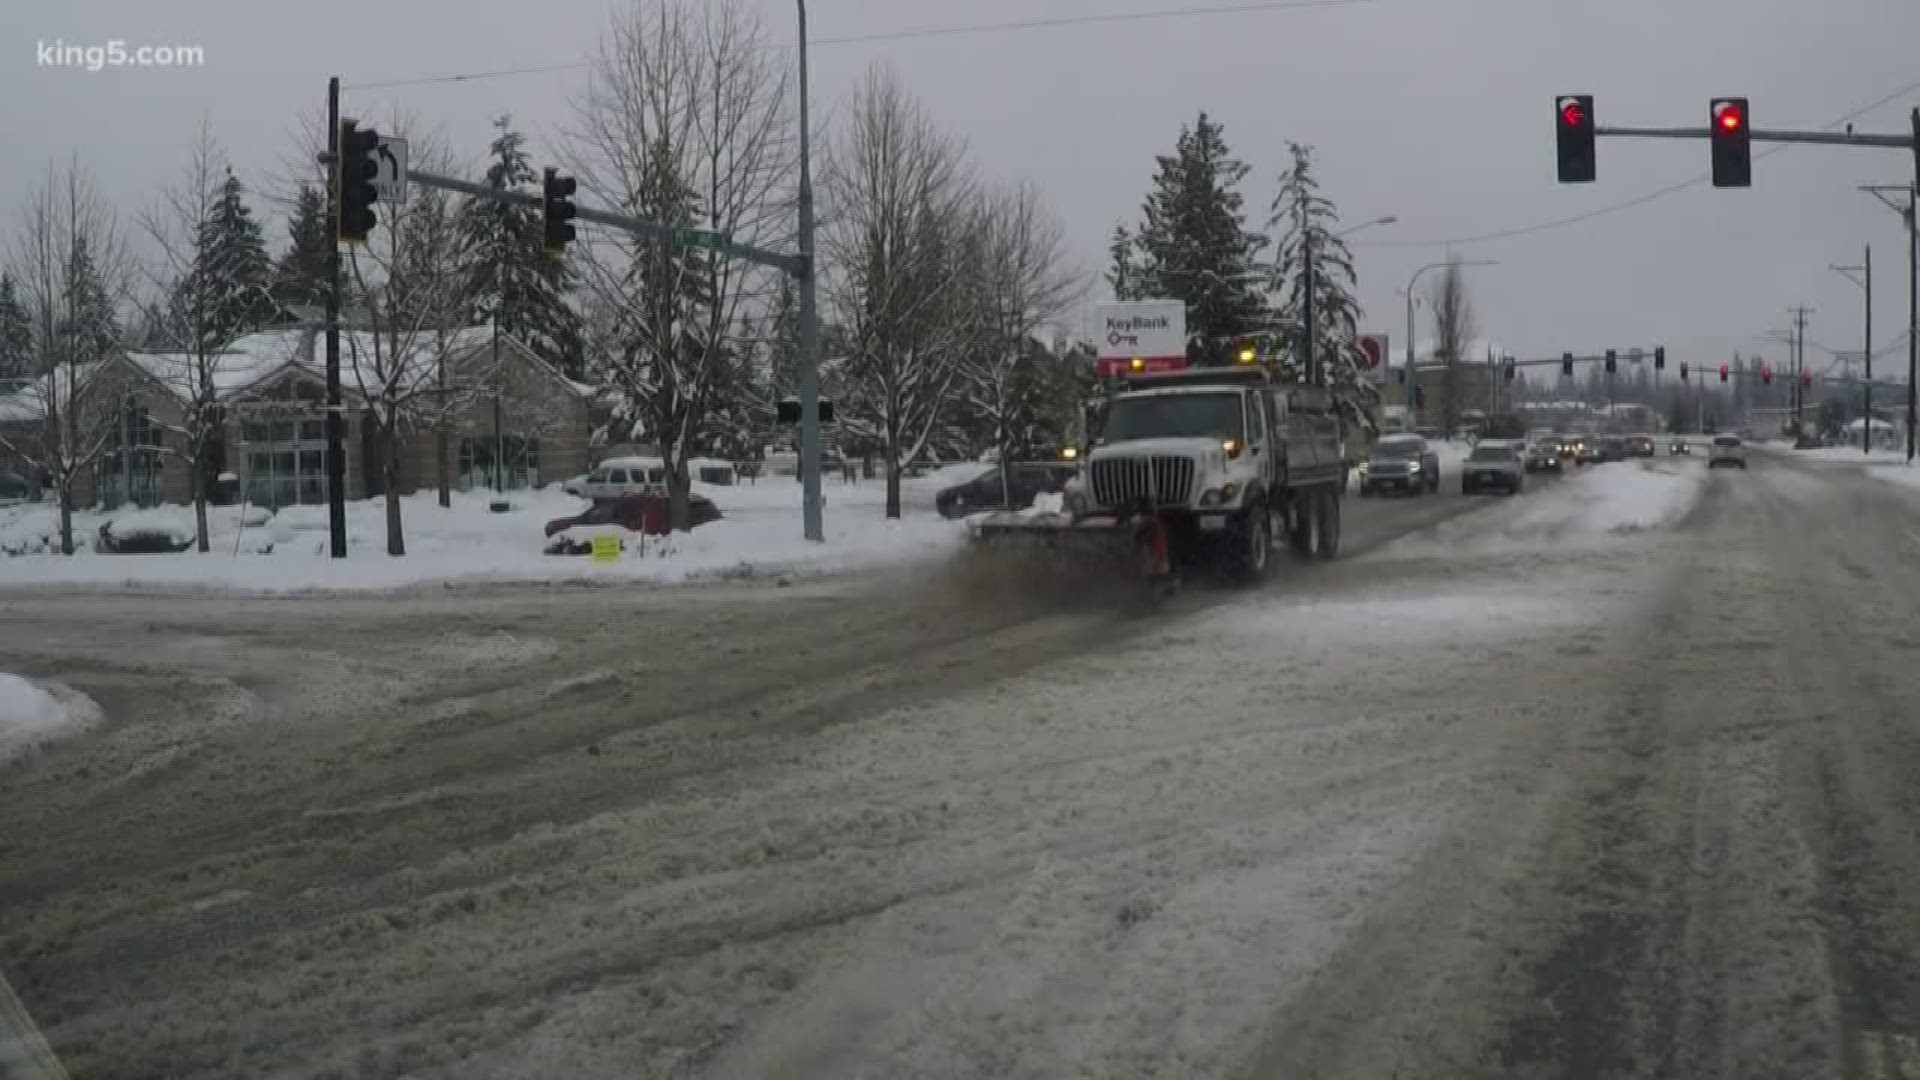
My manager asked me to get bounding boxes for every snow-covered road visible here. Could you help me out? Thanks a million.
[12,456,1920,1077]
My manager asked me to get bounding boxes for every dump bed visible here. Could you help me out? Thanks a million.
[1273,385,1345,489]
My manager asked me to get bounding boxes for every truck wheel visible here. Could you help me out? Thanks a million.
[1290,494,1319,559]
[1315,488,1341,560]
[1232,504,1272,581]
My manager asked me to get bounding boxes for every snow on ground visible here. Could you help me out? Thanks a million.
[1389,459,1708,556]
[0,481,964,593]
[0,673,100,765]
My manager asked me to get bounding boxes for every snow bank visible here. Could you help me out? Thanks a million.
[0,673,100,764]
[0,486,965,593]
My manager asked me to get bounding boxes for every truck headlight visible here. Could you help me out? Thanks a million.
[1408,461,1422,473]
[1199,483,1240,507]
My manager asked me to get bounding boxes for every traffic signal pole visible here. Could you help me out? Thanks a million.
[325,76,346,559]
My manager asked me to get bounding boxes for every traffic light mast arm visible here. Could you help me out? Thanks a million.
[1595,124,1914,149]
[400,165,809,276]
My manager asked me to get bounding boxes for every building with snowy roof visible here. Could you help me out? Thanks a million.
[0,326,598,510]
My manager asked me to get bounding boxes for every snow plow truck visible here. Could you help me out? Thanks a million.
[970,364,1347,585]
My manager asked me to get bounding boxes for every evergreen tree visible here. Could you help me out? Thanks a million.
[64,233,120,364]
[271,183,331,319]
[457,116,584,378]
[0,274,33,381]
[1129,113,1269,364]
[1106,222,1138,301]
[202,171,272,341]
[1267,141,1379,432]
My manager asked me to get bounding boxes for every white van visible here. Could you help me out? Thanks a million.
[579,456,670,501]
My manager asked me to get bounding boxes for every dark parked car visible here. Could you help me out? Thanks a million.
[0,470,30,507]
[1461,442,1525,495]
[1358,434,1440,496]
[936,463,1078,518]
[543,493,722,553]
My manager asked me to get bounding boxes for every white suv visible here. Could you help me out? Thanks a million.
[1708,434,1747,469]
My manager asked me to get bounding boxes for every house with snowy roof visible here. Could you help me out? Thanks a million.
[0,325,597,510]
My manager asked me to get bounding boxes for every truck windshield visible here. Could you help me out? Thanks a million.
[1100,392,1244,443]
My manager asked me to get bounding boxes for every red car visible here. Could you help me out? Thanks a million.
[543,494,722,553]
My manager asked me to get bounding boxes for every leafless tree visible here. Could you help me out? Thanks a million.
[0,161,132,554]
[1428,258,1478,435]
[823,65,978,518]
[955,179,1083,500]
[568,0,794,531]
[340,135,487,555]
[136,120,283,551]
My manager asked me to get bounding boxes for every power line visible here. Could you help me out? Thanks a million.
[345,0,1375,91]
[1355,78,1920,250]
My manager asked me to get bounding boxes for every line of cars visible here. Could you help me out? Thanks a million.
[1355,432,1530,497]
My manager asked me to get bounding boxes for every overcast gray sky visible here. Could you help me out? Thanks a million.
[5,0,1919,375]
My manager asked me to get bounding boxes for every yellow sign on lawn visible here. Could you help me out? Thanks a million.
[590,534,621,563]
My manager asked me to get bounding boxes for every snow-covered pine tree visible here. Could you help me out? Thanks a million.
[271,182,331,320]
[1267,141,1379,434]
[458,117,584,379]
[1130,112,1269,365]
[176,170,272,349]
[1106,221,1139,301]
[0,274,33,382]
[64,233,121,364]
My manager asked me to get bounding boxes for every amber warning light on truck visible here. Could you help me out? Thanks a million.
[1094,299,1189,378]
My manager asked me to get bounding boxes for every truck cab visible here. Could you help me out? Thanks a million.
[1065,366,1347,574]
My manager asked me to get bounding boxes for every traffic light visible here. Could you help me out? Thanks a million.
[1504,357,1516,381]
[1802,370,1813,389]
[1654,346,1666,371]
[1680,361,1689,382]
[1760,362,1773,384]
[337,120,380,244]
[542,167,578,254]
[1605,348,1617,374]
[1710,98,1752,188]
[1555,95,1596,183]
[1235,337,1258,364]
[1719,362,1729,383]
[1395,365,1407,385]
[1562,352,1574,376]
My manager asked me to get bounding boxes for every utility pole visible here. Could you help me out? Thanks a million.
[1864,173,1918,461]
[1787,305,1814,428]
[795,0,823,541]
[1833,251,1873,452]
[324,76,346,558]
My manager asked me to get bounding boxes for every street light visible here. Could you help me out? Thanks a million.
[1404,258,1497,386]
[1301,215,1396,384]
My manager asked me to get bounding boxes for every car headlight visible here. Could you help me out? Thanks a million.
[1407,461,1422,473]
[1356,462,1370,475]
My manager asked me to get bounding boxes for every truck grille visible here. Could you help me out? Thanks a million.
[1090,456,1195,509]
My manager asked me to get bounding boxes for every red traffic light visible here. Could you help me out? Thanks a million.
[1680,362,1689,380]
[1802,371,1813,388]
[1719,363,1729,382]
[1760,362,1773,384]
[1715,101,1745,132]
[1561,101,1586,128]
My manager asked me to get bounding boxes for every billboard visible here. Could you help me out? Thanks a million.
[1094,300,1187,378]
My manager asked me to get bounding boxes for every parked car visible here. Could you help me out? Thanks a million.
[1524,437,1564,473]
[0,470,30,507]
[543,493,722,553]
[1708,433,1748,469]
[578,456,671,502]
[1626,434,1656,457]
[1462,442,1525,495]
[936,462,1079,518]
[1357,433,1441,496]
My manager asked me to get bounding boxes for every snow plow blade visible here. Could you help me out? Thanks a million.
[965,511,1175,591]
